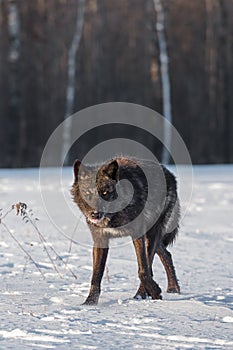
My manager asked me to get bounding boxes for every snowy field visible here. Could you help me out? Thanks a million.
[0,165,233,349]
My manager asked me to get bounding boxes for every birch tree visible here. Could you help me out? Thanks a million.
[7,0,22,165]
[7,0,20,112]
[153,0,172,164]
[205,0,216,112]
[62,0,86,165]
[218,0,230,161]
[7,0,20,63]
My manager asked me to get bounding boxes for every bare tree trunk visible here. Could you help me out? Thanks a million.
[7,0,22,166]
[153,0,172,164]
[7,0,20,63]
[205,0,217,111]
[61,0,86,165]
[218,0,230,162]
[205,0,230,162]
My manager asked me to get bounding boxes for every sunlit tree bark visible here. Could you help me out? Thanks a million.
[62,0,86,165]
[153,0,172,164]
[205,0,216,112]
[218,0,230,162]
[7,0,22,166]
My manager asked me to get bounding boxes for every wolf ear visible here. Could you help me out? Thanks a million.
[73,159,81,182]
[102,160,119,181]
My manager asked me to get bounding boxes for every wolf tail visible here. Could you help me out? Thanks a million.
[162,227,178,247]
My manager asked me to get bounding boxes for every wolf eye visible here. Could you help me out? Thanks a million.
[102,191,108,196]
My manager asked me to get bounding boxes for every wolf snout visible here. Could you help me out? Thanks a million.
[91,211,104,220]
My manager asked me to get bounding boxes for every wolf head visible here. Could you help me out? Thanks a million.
[71,159,120,228]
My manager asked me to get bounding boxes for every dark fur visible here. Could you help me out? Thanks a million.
[71,157,180,304]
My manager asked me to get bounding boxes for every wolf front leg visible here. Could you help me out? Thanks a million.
[83,246,109,305]
[133,236,162,300]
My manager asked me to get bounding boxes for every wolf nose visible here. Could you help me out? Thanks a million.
[91,211,103,220]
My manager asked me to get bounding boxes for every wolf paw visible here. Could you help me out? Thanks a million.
[143,280,162,300]
[134,285,148,300]
[134,291,148,300]
[167,285,180,294]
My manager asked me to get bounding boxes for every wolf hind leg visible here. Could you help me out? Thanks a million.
[134,230,159,299]
[157,243,180,293]
[133,236,162,300]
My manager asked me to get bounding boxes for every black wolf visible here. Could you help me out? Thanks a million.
[71,157,180,305]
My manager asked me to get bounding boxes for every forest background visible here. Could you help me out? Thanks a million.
[0,0,232,167]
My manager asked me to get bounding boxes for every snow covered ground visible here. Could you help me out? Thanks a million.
[0,165,233,349]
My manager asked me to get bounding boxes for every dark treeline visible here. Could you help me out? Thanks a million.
[0,0,233,167]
